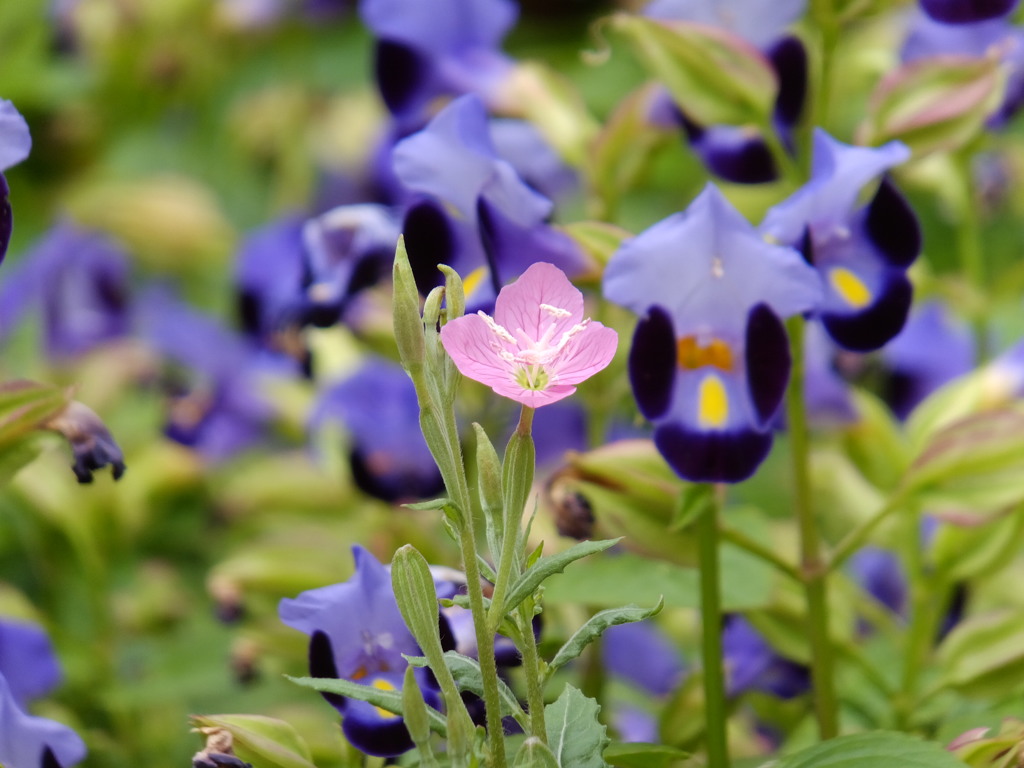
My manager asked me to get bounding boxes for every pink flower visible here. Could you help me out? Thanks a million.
[440,262,618,407]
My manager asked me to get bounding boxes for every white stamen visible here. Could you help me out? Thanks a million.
[540,303,572,318]
[711,256,724,279]
[479,311,516,343]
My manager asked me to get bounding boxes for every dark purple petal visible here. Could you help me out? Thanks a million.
[375,40,431,119]
[745,303,791,428]
[690,125,777,185]
[603,621,686,696]
[402,199,455,295]
[654,422,773,483]
[821,271,913,352]
[629,306,677,421]
[43,747,63,768]
[864,178,921,268]
[0,173,10,264]
[309,631,347,713]
[768,36,808,129]
[921,0,1018,23]
[723,616,810,699]
[849,547,906,615]
[341,698,414,757]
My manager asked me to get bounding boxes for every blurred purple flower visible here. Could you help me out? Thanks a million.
[489,119,578,203]
[903,10,1024,126]
[0,100,32,263]
[0,619,85,768]
[0,222,131,359]
[604,185,820,482]
[761,130,920,352]
[919,0,1018,24]
[644,0,808,183]
[360,0,517,127]
[393,95,587,310]
[139,288,280,461]
[879,301,974,419]
[279,546,440,757]
[802,321,858,425]
[850,547,907,618]
[722,616,810,699]
[603,621,686,697]
[310,359,443,503]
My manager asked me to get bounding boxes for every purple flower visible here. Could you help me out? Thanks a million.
[879,301,974,419]
[0,100,32,263]
[0,620,86,768]
[722,616,809,699]
[360,0,517,126]
[393,95,588,310]
[309,359,443,502]
[919,0,1018,24]
[761,130,920,352]
[0,222,131,359]
[802,321,858,425]
[849,547,907,618]
[235,215,306,350]
[604,185,820,482]
[903,11,1024,126]
[603,621,686,697]
[279,546,440,757]
[644,1,808,183]
[489,119,578,204]
[139,287,279,461]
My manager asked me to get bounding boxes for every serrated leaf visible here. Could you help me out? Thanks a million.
[286,675,447,735]
[544,685,609,768]
[502,539,619,613]
[514,737,561,768]
[190,714,317,768]
[773,731,967,768]
[603,742,690,768]
[548,599,664,675]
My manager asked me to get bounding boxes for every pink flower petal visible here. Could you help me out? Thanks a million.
[550,323,619,385]
[440,313,516,387]
[491,379,578,408]
[494,262,584,342]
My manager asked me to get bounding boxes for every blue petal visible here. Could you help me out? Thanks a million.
[654,421,773,483]
[309,630,347,713]
[402,198,460,295]
[392,95,551,226]
[0,620,62,708]
[0,673,86,768]
[605,185,820,335]
[489,119,578,203]
[768,36,808,129]
[235,215,306,339]
[628,305,677,420]
[602,621,686,696]
[374,40,434,119]
[361,0,517,59]
[682,120,777,184]
[0,174,9,264]
[0,101,31,171]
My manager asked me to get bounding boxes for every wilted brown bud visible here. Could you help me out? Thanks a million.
[192,728,251,768]
[43,401,126,483]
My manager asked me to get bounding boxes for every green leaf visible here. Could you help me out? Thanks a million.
[544,685,609,768]
[603,742,690,768]
[609,14,777,127]
[548,599,664,675]
[929,508,1024,581]
[902,409,1024,519]
[286,675,448,735]
[503,539,619,613]
[0,380,70,448]
[563,221,633,268]
[773,731,968,768]
[936,610,1024,699]
[0,433,45,486]
[190,714,317,768]
[513,737,561,768]
[668,483,713,533]
[860,55,1004,158]
[402,498,453,512]
[542,548,773,612]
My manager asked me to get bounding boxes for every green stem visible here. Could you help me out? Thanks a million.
[697,485,729,768]
[718,523,802,583]
[953,148,989,362]
[488,406,534,630]
[826,494,906,573]
[438,408,508,768]
[518,603,549,742]
[786,316,839,740]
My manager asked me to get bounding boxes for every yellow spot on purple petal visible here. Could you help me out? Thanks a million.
[371,677,400,719]
[698,374,729,429]
[463,267,487,299]
[829,267,872,310]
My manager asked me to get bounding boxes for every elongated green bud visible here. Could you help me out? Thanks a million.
[474,423,504,557]
[392,237,425,379]
[402,666,439,766]
[512,737,560,768]
[438,264,466,322]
